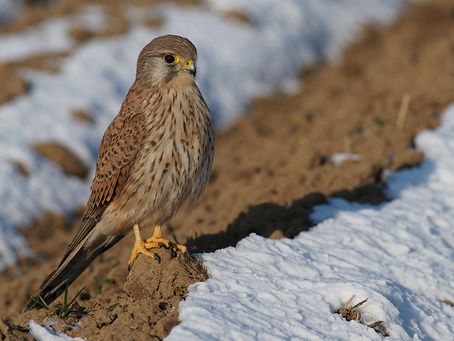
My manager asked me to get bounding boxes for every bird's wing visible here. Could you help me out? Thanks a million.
[59,108,145,265]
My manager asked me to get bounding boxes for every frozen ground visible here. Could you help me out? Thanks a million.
[0,5,109,63]
[29,320,83,341]
[0,0,20,24]
[0,0,409,271]
[15,1,452,340]
[167,104,454,340]
[0,17,75,62]
[30,99,454,341]
[330,153,364,166]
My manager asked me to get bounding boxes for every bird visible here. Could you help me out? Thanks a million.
[26,34,215,309]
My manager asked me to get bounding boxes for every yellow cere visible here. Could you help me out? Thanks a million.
[185,59,193,68]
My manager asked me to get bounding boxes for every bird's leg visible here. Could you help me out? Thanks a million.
[145,225,170,247]
[128,224,159,270]
[145,225,187,253]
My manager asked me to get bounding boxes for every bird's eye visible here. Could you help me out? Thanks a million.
[163,54,179,65]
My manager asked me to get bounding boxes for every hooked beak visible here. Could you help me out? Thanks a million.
[182,59,196,76]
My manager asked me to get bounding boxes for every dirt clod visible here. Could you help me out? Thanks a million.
[33,141,88,178]
[72,109,95,124]
[367,320,391,337]
[335,296,390,337]
[336,296,367,322]
[441,299,454,307]
[124,250,208,301]
[10,160,31,177]
[0,72,30,104]
[223,9,253,24]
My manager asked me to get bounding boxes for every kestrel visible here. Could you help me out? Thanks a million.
[27,35,215,308]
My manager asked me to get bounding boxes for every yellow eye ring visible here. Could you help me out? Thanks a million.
[163,54,179,65]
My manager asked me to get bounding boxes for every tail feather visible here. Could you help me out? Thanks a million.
[26,243,91,310]
[26,232,122,310]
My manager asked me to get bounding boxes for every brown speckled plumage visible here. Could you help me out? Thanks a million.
[28,35,214,308]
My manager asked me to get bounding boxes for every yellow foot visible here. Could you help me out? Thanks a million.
[128,224,159,270]
[145,225,187,253]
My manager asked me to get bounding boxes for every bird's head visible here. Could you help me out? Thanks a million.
[136,34,197,86]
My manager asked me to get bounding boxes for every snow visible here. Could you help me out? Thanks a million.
[5,1,446,339]
[0,0,20,24]
[168,104,454,340]
[29,320,84,341]
[0,4,110,63]
[330,153,363,166]
[0,17,74,63]
[70,5,108,32]
[0,0,409,271]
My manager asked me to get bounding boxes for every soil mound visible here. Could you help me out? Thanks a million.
[124,250,208,301]
[66,250,207,340]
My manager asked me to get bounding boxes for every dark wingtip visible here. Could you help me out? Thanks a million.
[24,284,62,312]
[24,296,40,311]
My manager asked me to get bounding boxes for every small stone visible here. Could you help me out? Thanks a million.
[10,160,30,177]
[223,9,254,24]
[72,109,95,124]
[269,229,285,240]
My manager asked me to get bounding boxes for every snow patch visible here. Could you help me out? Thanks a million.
[330,153,363,166]
[0,0,20,24]
[0,4,108,63]
[0,18,74,62]
[29,320,84,341]
[168,104,454,340]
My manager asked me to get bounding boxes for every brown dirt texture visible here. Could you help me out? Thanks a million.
[0,0,200,106]
[1,0,454,339]
[0,0,199,35]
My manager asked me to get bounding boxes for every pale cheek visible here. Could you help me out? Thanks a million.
[157,68,171,80]
[146,62,170,80]
[171,73,195,89]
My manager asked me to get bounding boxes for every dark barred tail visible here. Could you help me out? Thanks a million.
[25,229,123,311]
[25,244,92,311]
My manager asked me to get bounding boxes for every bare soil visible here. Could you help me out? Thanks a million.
[0,0,199,35]
[1,0,454,339]
[0,0,199,106]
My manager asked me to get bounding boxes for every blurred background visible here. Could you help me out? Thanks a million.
[0,0,453,331]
